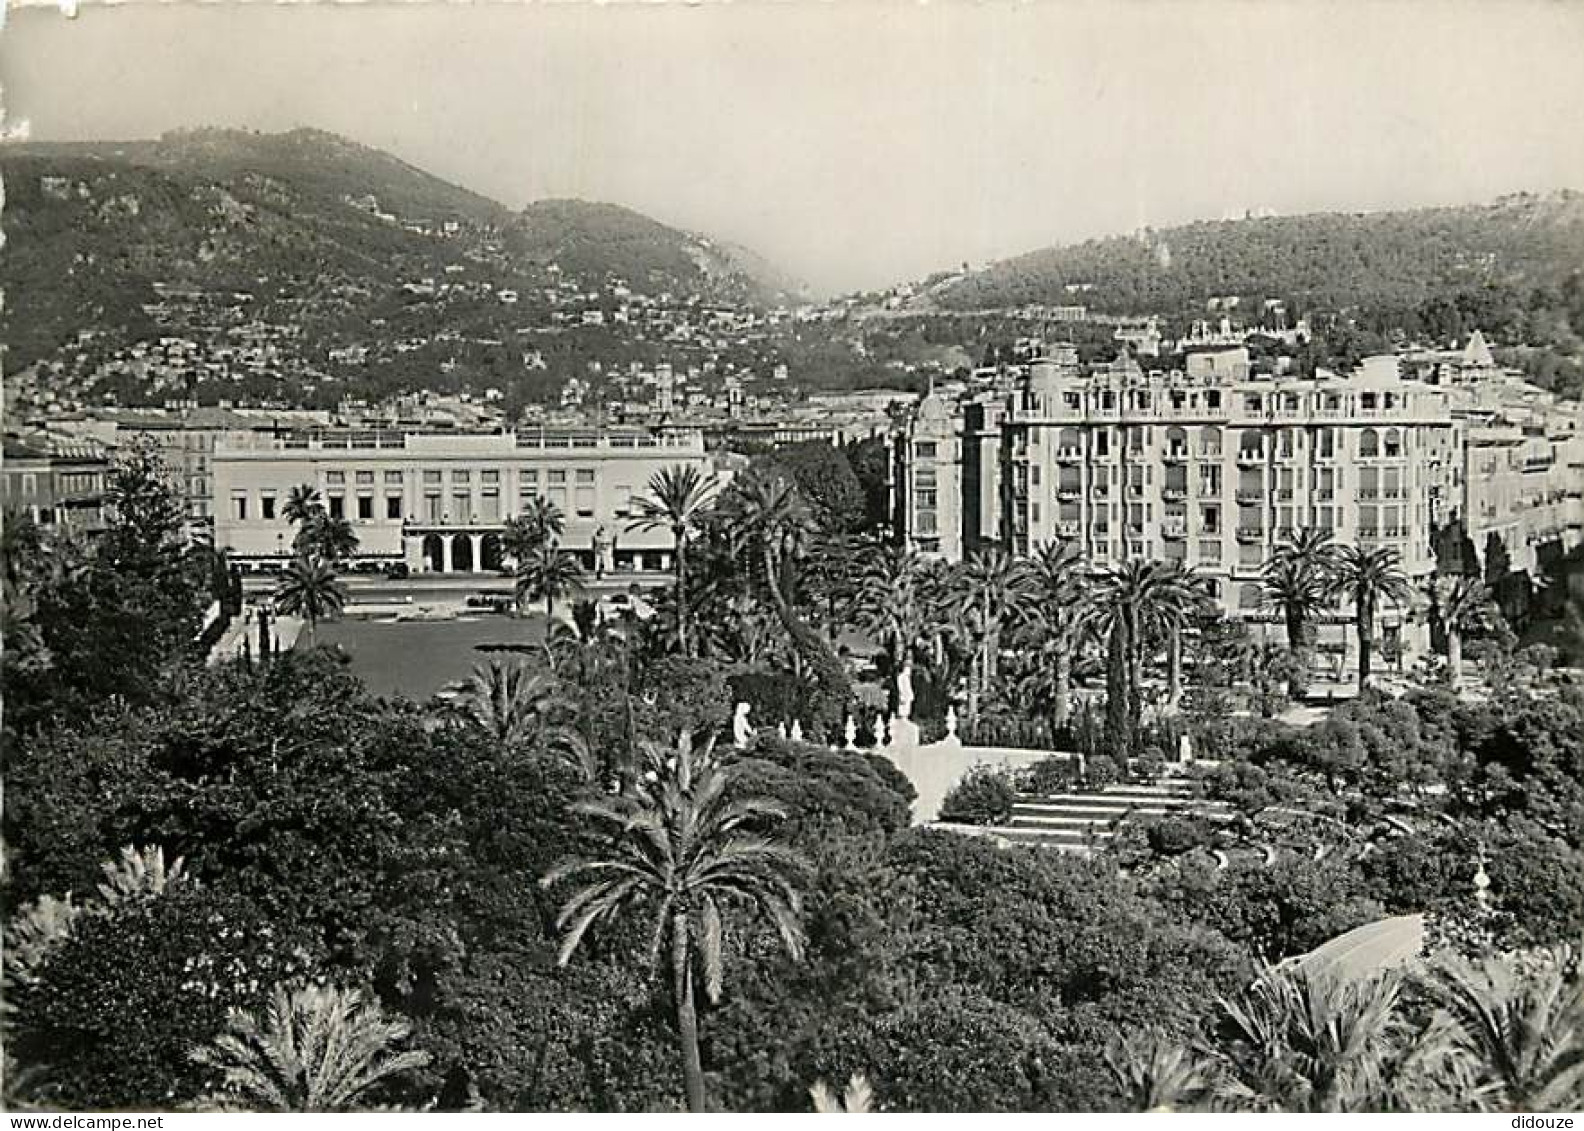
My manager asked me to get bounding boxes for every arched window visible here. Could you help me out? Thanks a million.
[1359,428,1380,458]
[1383,428,1402,458]
[1200,425,1222,455]
[1165,426,1188,456]
[1058,427,1081,452]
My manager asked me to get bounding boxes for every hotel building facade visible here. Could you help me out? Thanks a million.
[212,426,718,574]
[893,344,1584,663]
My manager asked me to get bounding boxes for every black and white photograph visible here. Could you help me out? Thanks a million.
[2,0,1584,1116]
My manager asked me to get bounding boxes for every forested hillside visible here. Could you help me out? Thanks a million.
[938,192,1584,316]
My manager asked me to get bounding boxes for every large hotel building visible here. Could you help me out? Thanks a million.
[895,343,1583,658]
[211,425,717,573]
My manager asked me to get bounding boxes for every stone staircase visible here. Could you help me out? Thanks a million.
[982,779,1233,854]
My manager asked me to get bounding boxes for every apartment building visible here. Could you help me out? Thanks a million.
[894,347,1468,658]
[1,434,110,533]
[211,426,717,573]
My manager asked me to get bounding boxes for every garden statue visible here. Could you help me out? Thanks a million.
[873,715,886,748]
[732,702,754,749]
[895,661,915,719]
[592,526,612,579]
[790,719,804,742]
[945,705,958,739]
[843,716,858,751]
[777,721,788,740]
[1178,733,1193,764]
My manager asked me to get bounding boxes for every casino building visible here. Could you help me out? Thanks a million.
[211,425,719,574]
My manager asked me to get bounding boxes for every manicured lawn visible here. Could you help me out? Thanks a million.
[305,614,546,700]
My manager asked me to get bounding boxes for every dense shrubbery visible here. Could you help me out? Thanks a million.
[938,766,1017,826]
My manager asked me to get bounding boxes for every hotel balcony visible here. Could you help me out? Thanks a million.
[1276,488,1295,501]
[1057,486,1082,501]
[1199,446,1223,459]
[1056,521,1081,538]
[1235,489,1265,505]
[1162,487,1188,502]
[1235,526,1266,543]
[1236,450,1266,467]
[1092,484,1111,498]
[1055,447,1083,461]
[1162,522,1187,540]
[1163,446,1189,462]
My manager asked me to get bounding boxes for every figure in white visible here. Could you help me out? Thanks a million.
[1178,733,1193,765]
[732,702,754,749]
[873,715,886,748]
[790,719,804,743]
[777,721,788,740]
[895,661,915,720]
[843,716,858,751]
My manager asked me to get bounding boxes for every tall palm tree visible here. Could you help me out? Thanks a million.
[1019,539,1092,730]
[724,471,849,726]
[847,544,929,673]
[953,549,1034,716]
[542,735,807,1112]
[1087,561,1207,757]
[281,484,323,527]
[295,511,359,564]
[1262,530,1340,653]
[273,555,346,647]
[502,497,566,565]
[1325,545,1412,692]
[190,984,430,1112]
[1425,575,1490,689]
[455,660,563,746]
[1422,941,1584,1111]
[626,464,719,657]
[514,542,585,628]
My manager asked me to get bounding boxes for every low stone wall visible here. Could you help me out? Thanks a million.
[880,739,1071,824]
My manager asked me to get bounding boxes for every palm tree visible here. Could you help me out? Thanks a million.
[542,734,807,1112]
[503,497,566,564]
[1325,545,1412,692]
[1425,575,1490,689]
[273,555,346,646]
[1422,941,1584,1111]
[190,984,430,1112]
[514,542,585,627]
[1262,533,1339,654]
[724,471,849,727]
[810,1074,875,1113]
[627,464,719,657]
[281,484,323,527]
[1105,1029,1214,1112]
[952,549,1034,717]
[1213,966,1408,1112]
[1087,561,1207,757]
[1020,540,1091,730]
[847,544,929,674]
[295,511,359,564]
[455,661,563,746]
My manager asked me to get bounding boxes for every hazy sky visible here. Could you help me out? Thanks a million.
[6,0,1584,294]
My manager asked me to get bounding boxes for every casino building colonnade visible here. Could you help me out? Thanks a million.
[211,426,714,574]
